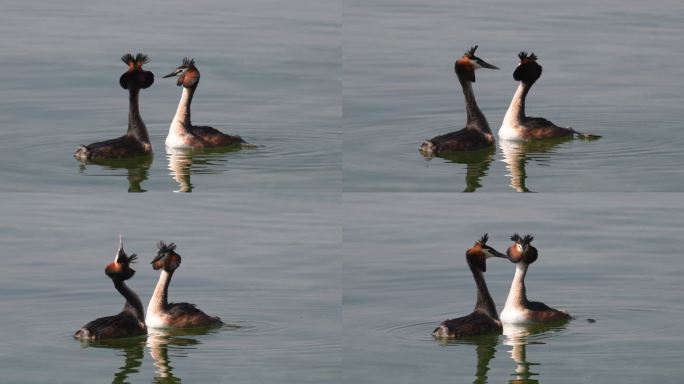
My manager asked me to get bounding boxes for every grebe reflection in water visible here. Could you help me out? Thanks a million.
[147,325,239,382]
[429,146,495,192]
[434,334,500,384]
[78,156,152,193]
[166,146,240,193]
[77,337,145,384]
[503,321,570,384]
[499,136,573,192]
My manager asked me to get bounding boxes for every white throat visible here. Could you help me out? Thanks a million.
[500,263,530,323]
[146,269,172,328]
[498,82,526,140]
[165,87,194,148]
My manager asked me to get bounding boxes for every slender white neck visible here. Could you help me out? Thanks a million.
[502,82,528,127]
[147,269,173,316]
[169,87,195,136]
[504,263,529,310]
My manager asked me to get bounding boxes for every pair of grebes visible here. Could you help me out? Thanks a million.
[75,237,221,341]
[74,53,248,162]
[421,46,600,156]
[433,234,571,339]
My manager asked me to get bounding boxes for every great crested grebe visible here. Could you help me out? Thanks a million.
[74,54,154,161]
[74,236,147,340]
[163,58,248,149]
[500,234,571,324]
[146,241,223,328]
[433,234,507,338]
[420,46,499,156]
[499,52,600,141]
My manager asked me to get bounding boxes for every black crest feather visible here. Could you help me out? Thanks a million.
[478,233,489,245]
[121,53,135,65]
[518,51,538,61]
[182,57,196,68]
[135,53,150,65]
[157,241,177,254]
[522,234,534,246]
[466,45,478,58]
[512,234,534,247]
[121,53,149,66]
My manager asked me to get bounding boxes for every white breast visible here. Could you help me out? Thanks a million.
[498,120,525,141]
[499,307,532,324]
[145,312,169,328]
[500,305,532,324]
[165,129,192,149]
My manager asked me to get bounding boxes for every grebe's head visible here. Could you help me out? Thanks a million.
[455,45,499,82]
[466,233,507,272]
[513,51,542,84]
[105,235,137,281]
[507,233,538,264]
[162,57,200,88]
[119,53,154,90]
[152,241,181,272]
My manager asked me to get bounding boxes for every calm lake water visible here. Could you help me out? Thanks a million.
[0,0,340,193]
[0,192,340,383]
[343,193,684,383]
[2,0,683,383]
[343,0,684,192]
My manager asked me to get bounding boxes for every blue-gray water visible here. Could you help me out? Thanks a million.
[343,0,684,192]
[0,192,340,383]
[0,0,340,193]
[343,193,684,383]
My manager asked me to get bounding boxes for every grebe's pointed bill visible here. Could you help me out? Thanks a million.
[473,58,499,70]
[482,246,507,259]
[476,233,507,259]
[115,234,125,262]
[162,69,183,78]
[463,45,499,70]
[163,58,195,79]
